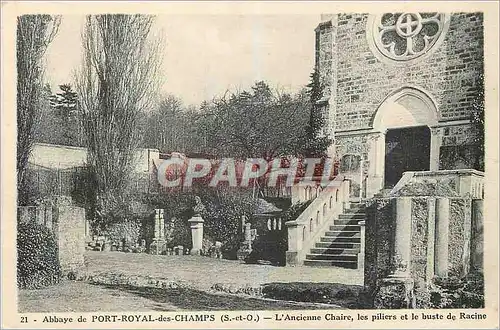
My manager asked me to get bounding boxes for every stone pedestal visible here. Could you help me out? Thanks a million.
[188,216,204,255]
[237,223,253,260]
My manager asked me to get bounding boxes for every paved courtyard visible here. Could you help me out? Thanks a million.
[84,251,364,290]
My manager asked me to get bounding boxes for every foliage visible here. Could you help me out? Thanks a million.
[17,14,61,205]
[261,282,362,308]
[430,270,485,308]
[197,81,310,159]
[303,67,332,157]
[145,188,256,258]
[17,222,61,289]
[200,188,257,259]
[76,14,163,227]
[141,95,205,153]
[166,217,192,249]
[245,201,311,266]
[36,84,84,147]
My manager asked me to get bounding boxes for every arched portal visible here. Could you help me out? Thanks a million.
[367,86,441,194]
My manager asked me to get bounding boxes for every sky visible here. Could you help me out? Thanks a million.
[45,15,320,107]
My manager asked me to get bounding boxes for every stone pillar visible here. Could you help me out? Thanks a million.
[429,127,442,171]
[244,223,252,248]
[374,197,415,309]
[470,199,484,271]
[366,132,385,198]
[188,215,204,255]
[434,197,450,277]
[357,220,365,270]
[342,179,351,212]
[390,197,413,277]
[285,220,303,266]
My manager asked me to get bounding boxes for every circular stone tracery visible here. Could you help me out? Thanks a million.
[368,12,450,62]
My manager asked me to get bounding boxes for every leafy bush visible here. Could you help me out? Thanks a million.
[245,201,310,266]
[245,229,287,266]
[166,216,192,249]
[200,189,256,259]
[430,271,485,308]
[262,282,362,307]
[17,222,61,289]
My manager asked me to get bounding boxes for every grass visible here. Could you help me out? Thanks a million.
[18,280,342,312]
[19,251,365,312]
[83,251,364,290]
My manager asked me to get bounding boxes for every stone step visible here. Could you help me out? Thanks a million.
[335,219,362,226]
[315,242,361,249]
[320,236,361,243]
[338,213,365,220]
[306,253,358,261]
[330,225,361,231]
[303,259,358,269]
[310,247,360,254]
[324,231,360,238]
[349,202,366,209]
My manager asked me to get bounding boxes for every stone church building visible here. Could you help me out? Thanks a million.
[315,13,484,198]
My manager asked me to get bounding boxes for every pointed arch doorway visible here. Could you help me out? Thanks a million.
[367,86,440,195]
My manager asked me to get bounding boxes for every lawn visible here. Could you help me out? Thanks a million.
[18,280,344,312]
[83,251,364,290]
[18,251,365,312]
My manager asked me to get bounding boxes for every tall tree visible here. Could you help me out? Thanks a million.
[76,15,163,228]
[49,84,82,146]
[17,15,61,205]
[303,67,332,157]
[200,81,310,159]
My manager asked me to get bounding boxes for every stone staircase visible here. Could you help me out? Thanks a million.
[304,202,365,269]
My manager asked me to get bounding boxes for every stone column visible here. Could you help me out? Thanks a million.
[366,132,385,198]
[357,220,366,270]
[429,127,442,171]
[390,197,413,277]
[374,197,416,309]
[342,179,351,212]
[434,197,450,277]
[285,220,303,266]
[188,215,204,255]
[470,199,484,271]
[244,222,252,246]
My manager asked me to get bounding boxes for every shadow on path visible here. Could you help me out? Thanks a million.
[97,284,340,311]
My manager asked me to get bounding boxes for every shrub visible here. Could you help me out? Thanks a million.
[17,222,61,289]
[166,216,192,249]
[262,282,362,307]
[430,271,485,308]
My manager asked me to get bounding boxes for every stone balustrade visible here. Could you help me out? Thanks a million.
[285,175,350,266]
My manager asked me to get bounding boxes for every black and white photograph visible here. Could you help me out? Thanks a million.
[2,1,499,329]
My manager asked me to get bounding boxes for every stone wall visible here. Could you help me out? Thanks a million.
[316,13,484,132]
[53,204,86,273]
[365,195,481,307]
[18,198,86,275]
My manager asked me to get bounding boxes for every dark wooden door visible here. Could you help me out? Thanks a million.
[384,126,431,188]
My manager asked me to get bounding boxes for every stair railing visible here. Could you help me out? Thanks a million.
[285,175,351,266]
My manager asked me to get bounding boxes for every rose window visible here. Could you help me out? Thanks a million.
[368,13,450,62]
